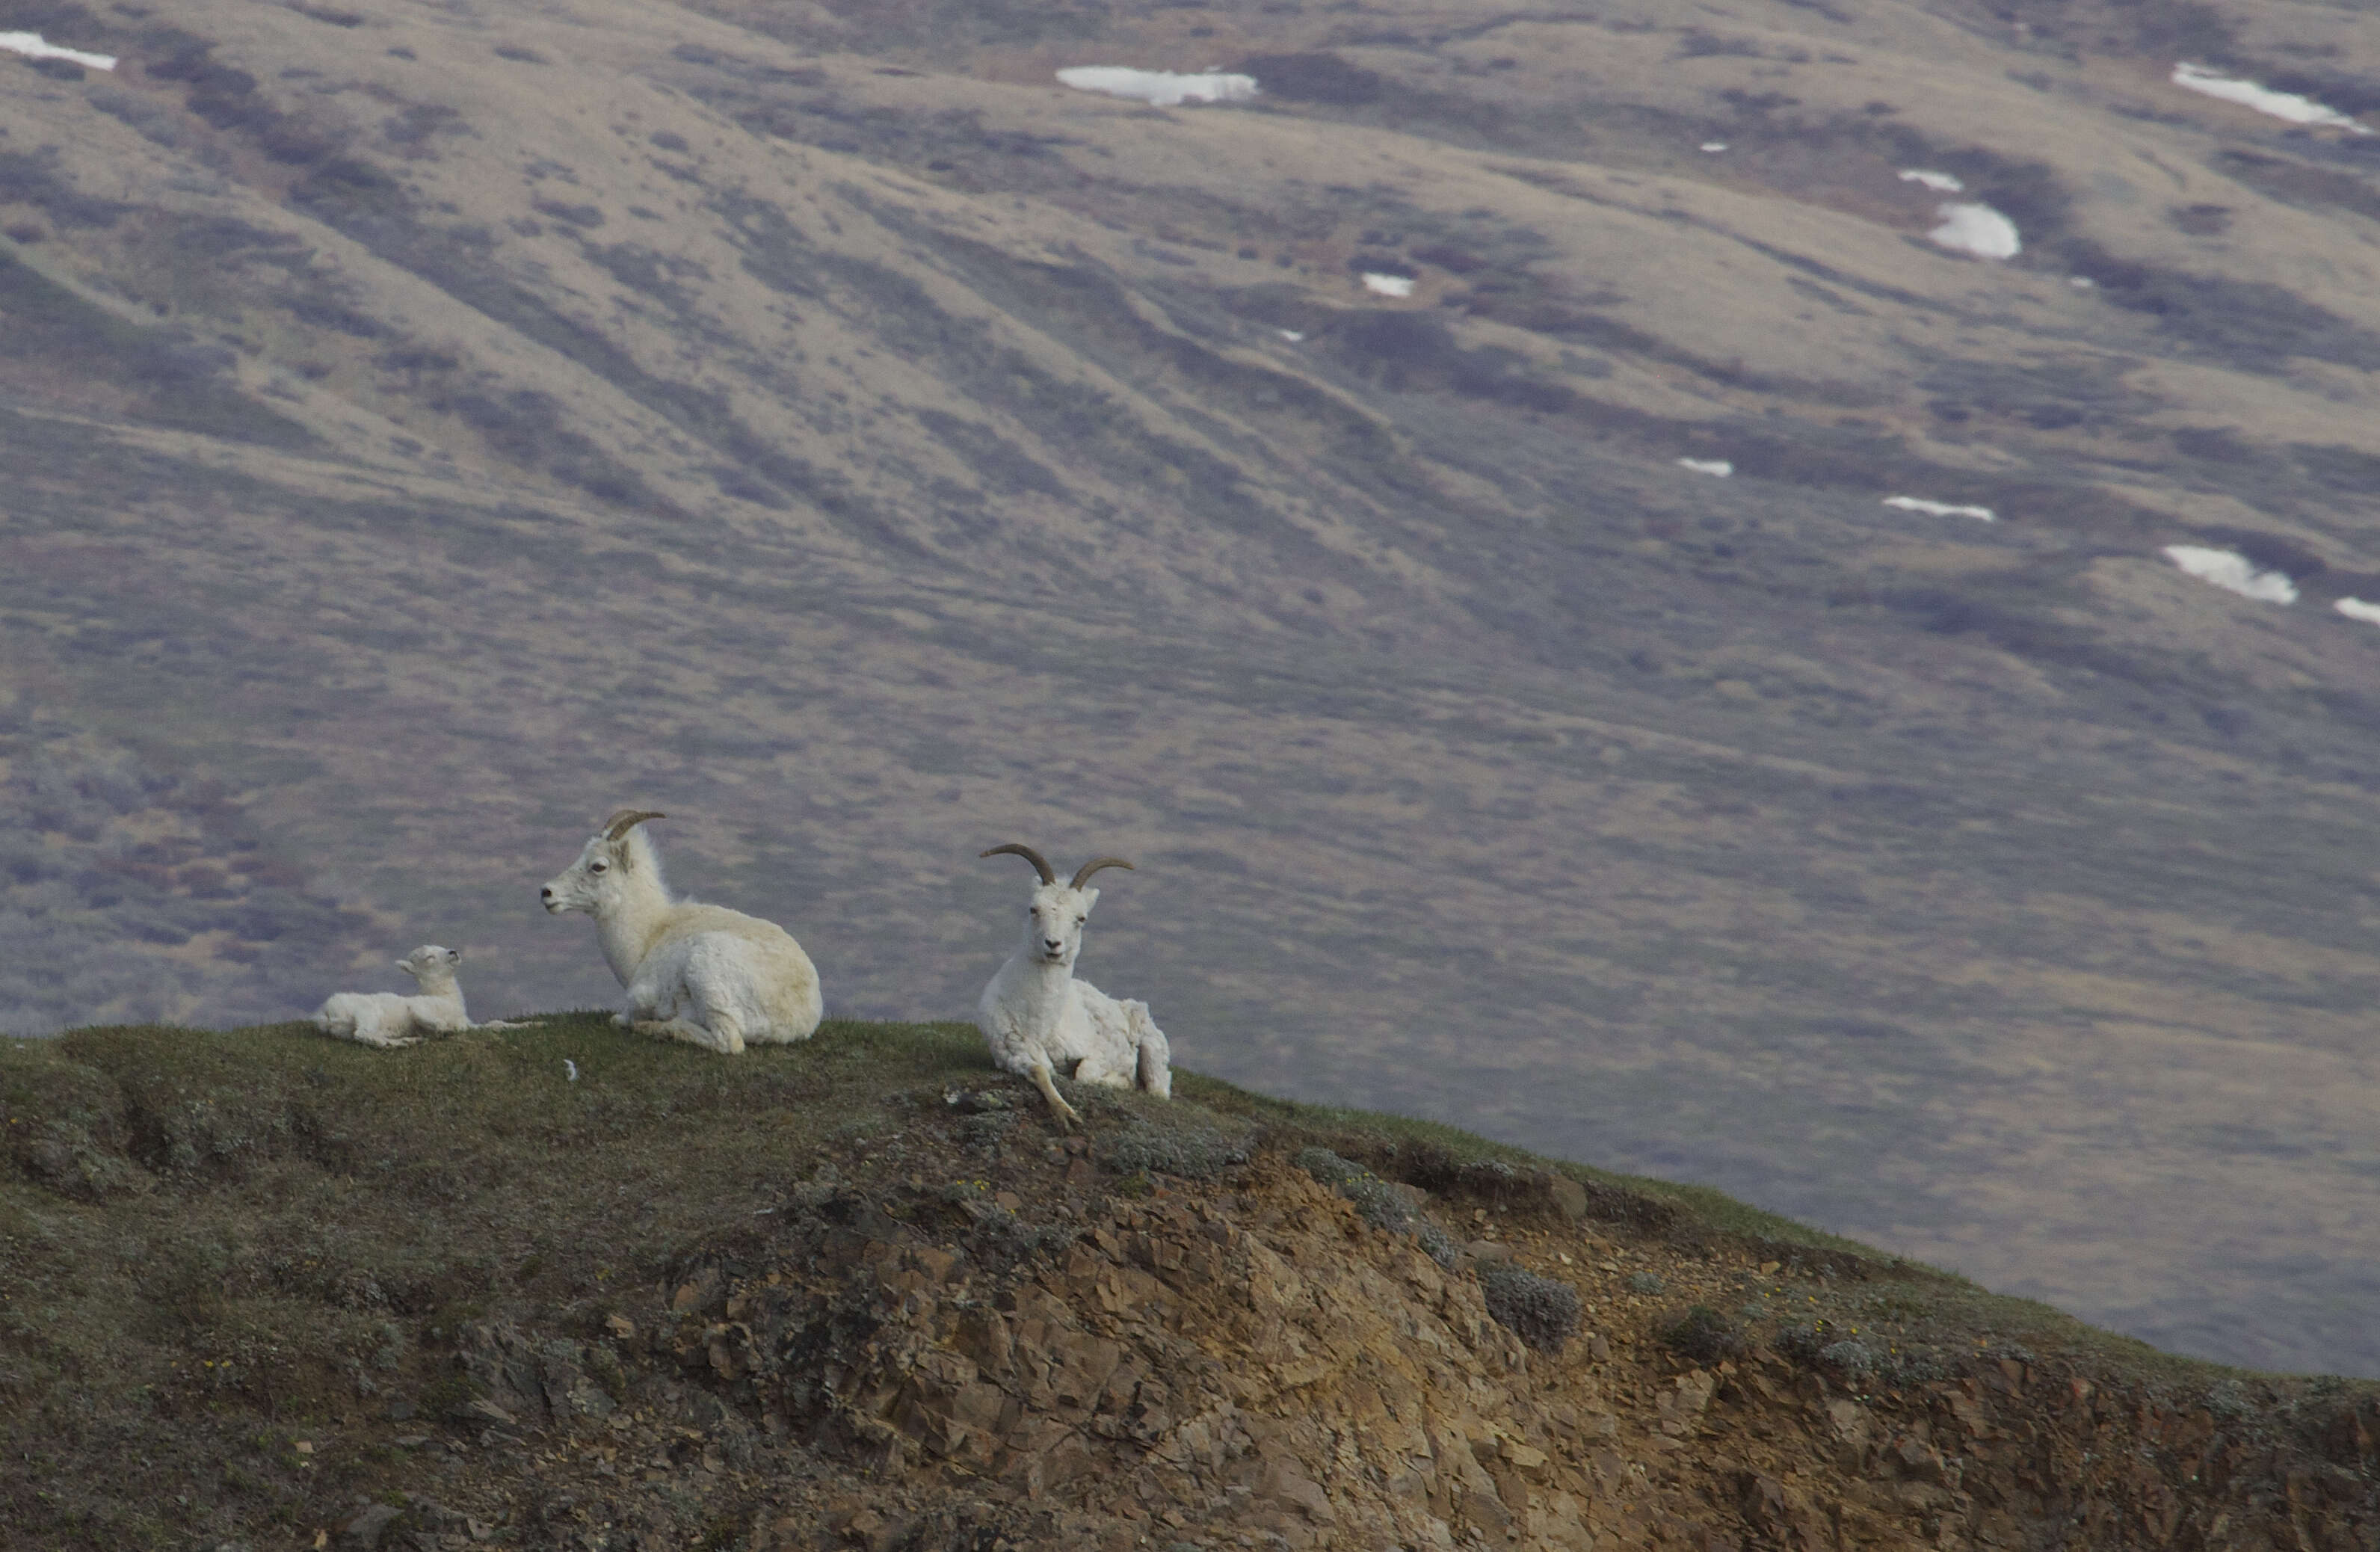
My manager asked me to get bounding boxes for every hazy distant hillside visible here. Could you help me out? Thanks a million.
[4,0,2380,1376]
[0,689,371,1029]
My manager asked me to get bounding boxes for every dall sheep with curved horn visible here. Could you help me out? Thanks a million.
[975,843,1171,1127]
[540,810,821,1053]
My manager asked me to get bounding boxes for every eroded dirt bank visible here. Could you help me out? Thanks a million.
[372,1111,2380,1551]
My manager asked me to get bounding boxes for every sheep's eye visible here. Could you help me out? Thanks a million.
[590,860,608,873]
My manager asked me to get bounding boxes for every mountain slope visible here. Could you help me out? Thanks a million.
[4,0,2380,1375]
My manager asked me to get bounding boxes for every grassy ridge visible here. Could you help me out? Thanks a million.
[0,1016,2355,1545]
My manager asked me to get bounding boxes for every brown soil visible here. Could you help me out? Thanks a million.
[71,1045,2343,1552]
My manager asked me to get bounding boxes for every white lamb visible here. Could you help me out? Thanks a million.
[539,809,822,1054]
[312,945,472,1049]
[975,843,1171,1127]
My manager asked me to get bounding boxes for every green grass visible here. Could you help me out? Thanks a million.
[0,1014,1006,1543]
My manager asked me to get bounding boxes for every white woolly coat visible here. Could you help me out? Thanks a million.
[545,822,822,1055]
[312,947,469,1049]
[977,959,1170,1096]
[612,898,823,1051]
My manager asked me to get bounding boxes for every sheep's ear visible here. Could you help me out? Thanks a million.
[393,958,410,972]
[448,948,463,965]
[1080,887,1100,910]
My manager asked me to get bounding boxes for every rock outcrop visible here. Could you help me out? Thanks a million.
[410,1124,2378,1551]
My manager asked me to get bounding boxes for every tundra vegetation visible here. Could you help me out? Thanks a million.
[0,695,367,1036]
[1,1018,2375,1551]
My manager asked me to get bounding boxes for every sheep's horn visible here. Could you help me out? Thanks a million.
[980,843,1055,884]
[1070,856,1135,889]
[602,809,667,841]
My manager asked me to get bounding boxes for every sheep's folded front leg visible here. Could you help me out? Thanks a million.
[1029,1059,1082,1128]
[632,1014,745,1055]
[621,982,745,1053]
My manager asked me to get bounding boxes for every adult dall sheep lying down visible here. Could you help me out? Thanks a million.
[976,843,1171,1127]
[540,810,821,1054]
[312,945,472,1049]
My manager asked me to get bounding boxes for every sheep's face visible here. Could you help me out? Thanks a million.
[541,834,632,917]
[399,945,462,986]
[1017,883,1098,970]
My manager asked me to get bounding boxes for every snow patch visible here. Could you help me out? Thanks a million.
[0,31,117,70]
[1277,329,1305,342]
[2336,597,2380,626]
[1056,67,1257,107]
[1883,495,1995,523]
[1927,203,2020,259]
[2171,63,2370,134]
[1360,271,1416,298]
[1677,458,1734,477]
[2164,545,2297,604]
[1899,169,1964,193]
[1700,141,1729,153]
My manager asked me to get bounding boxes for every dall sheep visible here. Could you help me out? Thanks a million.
[312,945,472,1049]
[975,843,1171,1127]
[540,810,821,1054]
